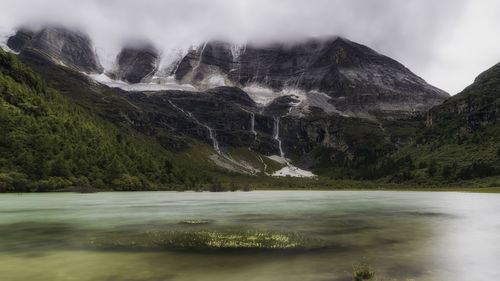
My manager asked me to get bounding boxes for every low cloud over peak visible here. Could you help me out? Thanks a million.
[1,0,499,94]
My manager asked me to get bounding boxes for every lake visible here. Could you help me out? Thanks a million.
[0,191,499,281]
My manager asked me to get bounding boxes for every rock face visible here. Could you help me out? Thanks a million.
[6,30,34,51]
[119,87,279,155]
[174,37,449,117]
[111,44,159,83]
[115,86,393,168]
[7,26,103,74]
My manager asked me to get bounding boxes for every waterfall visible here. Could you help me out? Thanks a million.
[168,100,221,154]
[206,127,220,153]
[250,113,257,139]
[193,42,207,71]
[238,107,257,141]
[273,117,285,158]
[230,44,246,61]
[230,44,246,83]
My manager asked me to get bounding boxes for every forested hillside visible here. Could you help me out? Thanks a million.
[390,62,500,186]
[0,48,187,191]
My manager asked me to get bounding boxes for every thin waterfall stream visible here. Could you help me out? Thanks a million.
[193,42,207,71]
[250,112,257,139]
[168,100,220,154]
[273,116,285,159]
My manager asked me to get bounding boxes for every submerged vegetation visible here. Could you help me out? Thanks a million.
[352,263,375,281]
[87,229,322,251]
[0,221,320,251]
[147,230,312,250]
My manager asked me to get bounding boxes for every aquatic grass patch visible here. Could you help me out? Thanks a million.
[179,219,214,225]
[88,229,323,251]
[151,230,305,250]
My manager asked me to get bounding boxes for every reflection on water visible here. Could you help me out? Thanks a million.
[0,191,499,281]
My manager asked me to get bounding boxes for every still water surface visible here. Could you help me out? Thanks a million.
[0,191,499,281]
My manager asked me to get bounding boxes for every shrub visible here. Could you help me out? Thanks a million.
[111,174,143,191]
[229,182,239,192]
[208,183,226,192]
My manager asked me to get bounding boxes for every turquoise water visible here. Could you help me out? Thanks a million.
[0,191,499,281]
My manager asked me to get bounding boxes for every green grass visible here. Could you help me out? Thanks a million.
[88,229,323,251]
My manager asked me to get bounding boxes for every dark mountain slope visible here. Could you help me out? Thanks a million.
[392,62,500,184]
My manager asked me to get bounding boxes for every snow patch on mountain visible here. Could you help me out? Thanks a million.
[267,155,289,164]
[291,90,346,117]
[0,27,18,54]
[207,74,226,87]
[88,73,196,92]
[243,83,344,116]
[266,155,315,178]
[243,84,307,106]
[273,165,315,178]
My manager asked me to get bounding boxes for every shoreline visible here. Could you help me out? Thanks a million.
[3,186,500,194]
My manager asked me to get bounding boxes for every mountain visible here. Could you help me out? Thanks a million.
[426,62,500,134]
[392,62,500,184]
[2,25,455,184]
[7,26,103,74]
[15,44,398,179]
[8,27,448,121]
[109,43,160,83]
[173,38,449,118]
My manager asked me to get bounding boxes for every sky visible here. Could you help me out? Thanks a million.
[0,0,499,95]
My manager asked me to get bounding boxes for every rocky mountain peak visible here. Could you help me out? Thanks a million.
[110,42,160,83]
[7,25,103,74]
[5,24,449,121]
[173,36,449,118]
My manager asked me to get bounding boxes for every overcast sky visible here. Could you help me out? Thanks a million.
[0,0,499,94]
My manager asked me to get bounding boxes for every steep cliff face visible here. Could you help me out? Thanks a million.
[7,26,103,74]
[174,37,449,117]
[112,85,393,175]
[110,44,160,83]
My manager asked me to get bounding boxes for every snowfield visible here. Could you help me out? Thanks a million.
[88,73,197,92]
[0,28,18,54]
[267,155,316,178]
[272,165,316,178]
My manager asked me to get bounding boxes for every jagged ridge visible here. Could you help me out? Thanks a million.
[174,37,449,117]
